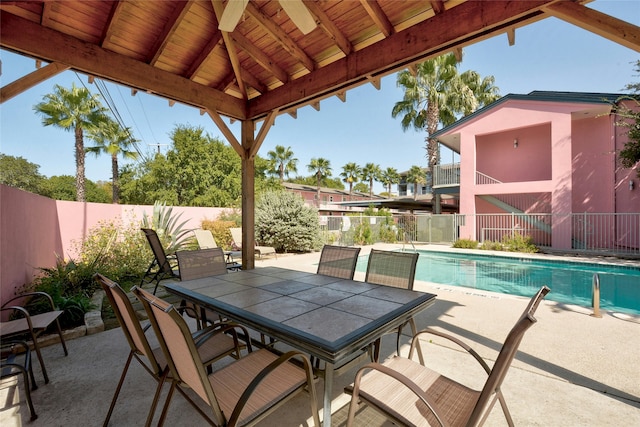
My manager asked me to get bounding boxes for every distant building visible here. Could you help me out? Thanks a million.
[282,182,384,215]
[431,90,640,249]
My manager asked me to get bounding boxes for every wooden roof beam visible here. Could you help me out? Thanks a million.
[249,0,555,118]
[0,12,246,119]
[304,0,352,55]
[231,31,289,83]
[212,0,248,99]
[246,2,315,72]
[99,1,123,48]
[184,31,223,79]
[544,1,640,52]
[430,1,446,15]
[1,61,69,103]
[148,0,193,65]
[359,0,394,37]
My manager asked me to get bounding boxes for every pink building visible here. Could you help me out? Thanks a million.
[432,91,640,251]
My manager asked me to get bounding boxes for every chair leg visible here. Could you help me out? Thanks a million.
[103,351,134,427]
[21,365,38,421]
[53,318,69,356]
[400,318,425,365]
[29,330,49,384]
[155,380,176,427]
[145,370,169,427]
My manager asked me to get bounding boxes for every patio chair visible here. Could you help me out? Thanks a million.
[193,229,241,270]
[365,249,422,362]
[176,248,229,328]
[1,291,68,384]
[1,340,38,421]
[140,228,179,294]
[230,227,277,259]
[96,274,247,427]
[316,244,361,279]
[345,285,551,427]
[134,286,321,427]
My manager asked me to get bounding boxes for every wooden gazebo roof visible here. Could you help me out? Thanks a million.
[2,1,638,121]
[1,0,639,268]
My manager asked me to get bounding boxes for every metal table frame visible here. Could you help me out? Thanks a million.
[164,267,436,427]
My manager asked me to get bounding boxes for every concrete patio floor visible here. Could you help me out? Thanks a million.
[2,244,639,426]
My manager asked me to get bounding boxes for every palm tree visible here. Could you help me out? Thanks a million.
[392,53,500,212]
[86,117,139,203]
[340,162,361,198]
[361,163,381,197]
[34,83,107,202]
[406,165,426,201]
[267,145,298,183]
[381,167,400,196]
[307,157,332,204]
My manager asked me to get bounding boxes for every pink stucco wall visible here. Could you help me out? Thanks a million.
[0,184,232,302]
[443,97,639,248]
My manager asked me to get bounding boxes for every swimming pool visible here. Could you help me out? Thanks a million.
[356,250,640,315]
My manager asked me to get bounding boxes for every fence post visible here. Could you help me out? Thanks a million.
[591,273,602,318]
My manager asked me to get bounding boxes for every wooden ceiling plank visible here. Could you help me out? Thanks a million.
[249,0,554,118]
[246,2,315,72]
[148,0,194,65]
[544,1,640,52]
[185,32,223,79]
[1,61,69,103]
[211,0,248,99]
[303,0,352,55]
[231,31,289,83]
[359,0,394,37]
[0,12,246,119]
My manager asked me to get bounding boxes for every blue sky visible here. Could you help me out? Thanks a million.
[1,0,639,193]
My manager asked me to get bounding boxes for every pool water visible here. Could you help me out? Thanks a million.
[356,251,640,315]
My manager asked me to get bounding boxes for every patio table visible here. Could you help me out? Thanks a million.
[164,266,436,427]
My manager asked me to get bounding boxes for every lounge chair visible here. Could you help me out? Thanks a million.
[96,274,247,426]
[133,286,321,427]
[364,249,422,362]
[229,227,277,259]
[193,229,241,270]
[140,228,179,294]
[345,285,551,427]
[316,244,361,279]
[1,291,68,384]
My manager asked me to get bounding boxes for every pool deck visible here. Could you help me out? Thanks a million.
[1,244,639,426]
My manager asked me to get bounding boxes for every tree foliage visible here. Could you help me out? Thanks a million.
[119,124,275,206]
[615,60,640,177]
[0,154,46,194]
[361,162,381,196]
[255,191,320,252]
[340,162,361,195]
[267,145,298,182]
[43,175,111,203]
[33,83,108,202]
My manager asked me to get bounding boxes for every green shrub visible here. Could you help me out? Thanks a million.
[480,240,504,251]
[452,238,479,249]
[74,218,151,288]
[28,255,96,329]
[141,201,192,254]
[255,191,320,252]
[501,232,539,253]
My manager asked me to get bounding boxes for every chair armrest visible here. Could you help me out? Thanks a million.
[1,292,56,311]
[193,322,253,353]
[349,361,450,427]
[1,307,35,336]
[412,328,492,375]
[228,351,316,427]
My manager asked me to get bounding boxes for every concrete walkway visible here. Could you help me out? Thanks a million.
[2,245,639,426]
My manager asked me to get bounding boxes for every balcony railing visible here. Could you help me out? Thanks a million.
[433,163,460,188]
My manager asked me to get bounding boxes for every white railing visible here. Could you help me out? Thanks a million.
[319,213,640,256]
[433,163,460,188]
[476,171,501,185]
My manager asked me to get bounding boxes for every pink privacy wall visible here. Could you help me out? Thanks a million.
[0,185,232,302]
